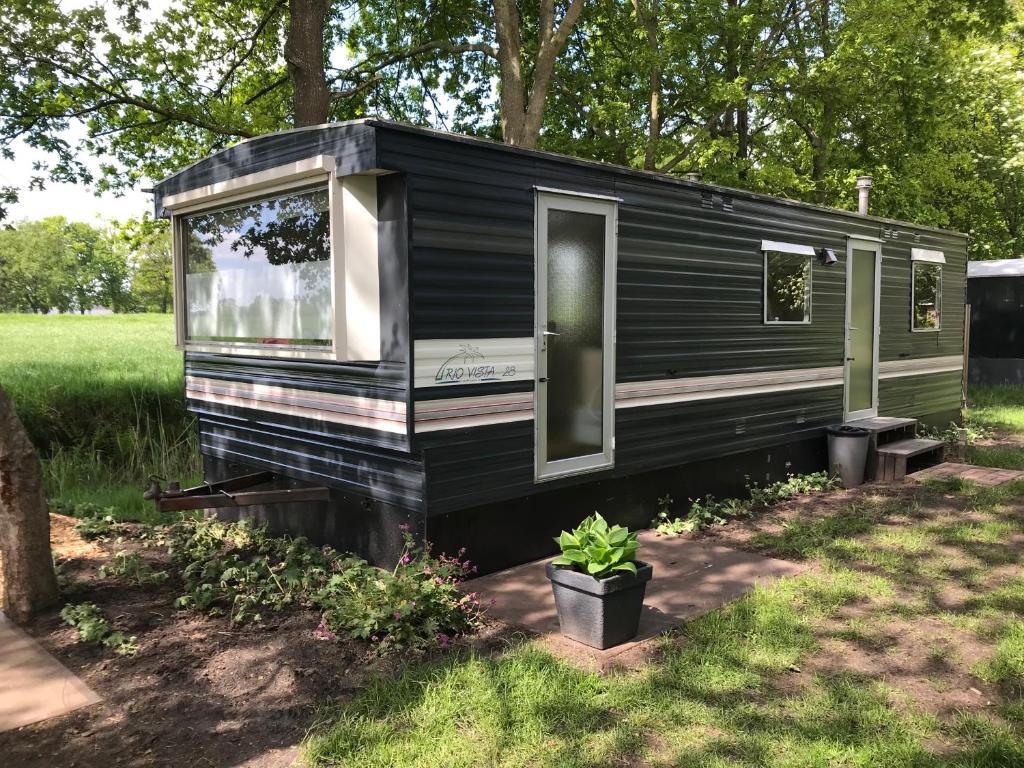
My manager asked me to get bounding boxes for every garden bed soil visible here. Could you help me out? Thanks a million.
[0,516,508,768]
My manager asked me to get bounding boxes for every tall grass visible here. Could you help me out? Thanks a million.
[0,313,199,519]
[967,384,1024,433]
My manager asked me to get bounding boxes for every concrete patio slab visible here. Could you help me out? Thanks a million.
[909,462,1024,487]
[0,611,101,732]
[470,532,804,670]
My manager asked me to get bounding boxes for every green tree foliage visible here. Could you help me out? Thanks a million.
[0,217,131,313]
[119,216,173,314]
[1,0,1023,259]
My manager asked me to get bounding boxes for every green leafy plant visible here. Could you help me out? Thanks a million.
[56,500,129,541]
[746,471,839,507]
[653,472,839,535]
[60,602,138,656]
[551,513,640,578]
[98,550,169,586]
[167,518,482,654]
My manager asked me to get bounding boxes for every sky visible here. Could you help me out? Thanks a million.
[0,0,166,226]
[0,140,153,225]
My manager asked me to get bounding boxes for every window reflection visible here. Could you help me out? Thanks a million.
[184,187,332,346]
[913,262,942,330]
[765,252,811,323]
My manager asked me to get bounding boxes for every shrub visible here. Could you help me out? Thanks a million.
[167,518,483,654]
[551,513,639,577]
[60,602,138,656]
[318,528,482,654]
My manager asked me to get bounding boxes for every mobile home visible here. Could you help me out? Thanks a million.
[152,120,966,571]
[967,258,1024,386]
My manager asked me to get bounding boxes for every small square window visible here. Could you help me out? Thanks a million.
[912,261,941,331]
[765,251,812,323]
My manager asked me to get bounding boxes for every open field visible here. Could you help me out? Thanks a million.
[0,313,197,520]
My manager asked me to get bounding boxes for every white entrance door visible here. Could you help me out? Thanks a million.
[844,238,882,420]
[535,191,617,481]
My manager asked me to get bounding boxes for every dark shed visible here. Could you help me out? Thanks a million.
[152,120,968,571]
[967,258,1024,385]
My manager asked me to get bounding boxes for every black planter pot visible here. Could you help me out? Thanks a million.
[545,561,654,649]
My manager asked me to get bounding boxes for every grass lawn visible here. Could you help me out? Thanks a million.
[305,385,1024,767]
[967,386,1024,470]
[0,313,197,520]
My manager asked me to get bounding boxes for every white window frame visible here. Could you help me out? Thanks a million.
[166,156,381,361]
[762,240,815,325]
[911,259,943,333]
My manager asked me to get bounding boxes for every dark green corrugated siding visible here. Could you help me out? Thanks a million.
[878,372,963,421]
[879,238,967,363]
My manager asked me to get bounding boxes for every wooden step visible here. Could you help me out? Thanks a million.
[844,416,918,434]
[874,438,945,482]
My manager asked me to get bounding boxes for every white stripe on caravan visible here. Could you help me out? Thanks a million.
[614,366,845,408]
[878,356,963,379]
[185,376,408,433]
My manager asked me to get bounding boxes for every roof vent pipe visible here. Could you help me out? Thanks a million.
[856,175,873,215]
[684,172,701,182]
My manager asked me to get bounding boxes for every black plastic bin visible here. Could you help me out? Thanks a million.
[826,425,871,488]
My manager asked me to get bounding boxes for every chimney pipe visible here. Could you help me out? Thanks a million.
[856,175,873,215]
[684,172,701,182]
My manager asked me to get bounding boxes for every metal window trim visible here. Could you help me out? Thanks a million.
[843,238,883,420]
[910,247,946,264]
[533,189,618,483]
[910,260,943,333]
[760,239,816,256]
[162,155,337,212]
[763,249,813,325]
[532,185,623,203]
[172,178,339,358]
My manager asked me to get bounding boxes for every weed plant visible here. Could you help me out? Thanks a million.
[60,602,138,656]
[653,472,839,535]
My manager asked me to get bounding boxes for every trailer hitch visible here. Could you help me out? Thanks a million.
[143,470,329,513]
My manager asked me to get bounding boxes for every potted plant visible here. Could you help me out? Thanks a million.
[546,513,653,649]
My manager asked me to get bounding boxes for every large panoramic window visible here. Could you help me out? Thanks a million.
[912,261,942,331]
[764,249,812,323]
[182,186,332,347]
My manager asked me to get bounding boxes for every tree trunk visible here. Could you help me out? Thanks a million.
[285,0,330,127]
[492,0,586,148]
[0,386,59,623]
[632,0,661,170]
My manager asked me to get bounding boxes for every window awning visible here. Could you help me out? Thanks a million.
[911,248,945,264]
[761,240,816,256]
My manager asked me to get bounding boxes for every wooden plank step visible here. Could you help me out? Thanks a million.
[876,438,944,457]
[844,416,918,434]
[874,438,944,482]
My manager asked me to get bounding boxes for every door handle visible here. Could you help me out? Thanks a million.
[846,357,856,361]
[543,330,560,337]
[538,377,549,383]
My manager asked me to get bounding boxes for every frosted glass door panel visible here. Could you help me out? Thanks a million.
[545,209,606,462]
[848,248,876,414]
